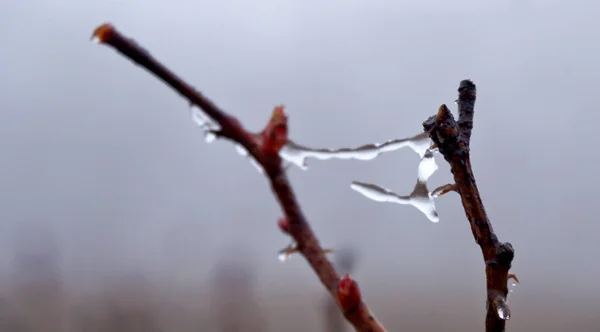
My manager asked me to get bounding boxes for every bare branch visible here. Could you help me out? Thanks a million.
[92,23,386,332]
[423,81,515,332]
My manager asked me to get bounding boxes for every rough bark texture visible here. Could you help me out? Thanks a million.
[423,81,515,332]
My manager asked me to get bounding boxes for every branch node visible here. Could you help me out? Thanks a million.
[496,242,515,266]
[260,105,289,156]
[337,274,362,314]
[277,217,290,234]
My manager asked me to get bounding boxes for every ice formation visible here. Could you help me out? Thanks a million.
[350,150,442,223]
[279,132,432,170]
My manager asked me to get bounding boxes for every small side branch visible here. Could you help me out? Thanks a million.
[92,24,386,332]
[423,80,515,332]
[431,183,457,198]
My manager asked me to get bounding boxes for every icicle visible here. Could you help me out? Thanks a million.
[350,150,441,222]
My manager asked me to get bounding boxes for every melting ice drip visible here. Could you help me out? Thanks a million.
[350,149,441,222]
[495,275,519,320]
[276,129,445,222]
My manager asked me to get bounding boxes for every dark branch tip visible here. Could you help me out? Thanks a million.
[458,79,476,92]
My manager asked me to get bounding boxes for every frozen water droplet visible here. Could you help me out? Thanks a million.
[278,252,289,262]
[278,132,433,170]
[205,131,216,143]
[508,280,518,297]
[91,35,101,44]
[497,306,510,320]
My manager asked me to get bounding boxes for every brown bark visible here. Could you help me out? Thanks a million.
[423,80,515,332]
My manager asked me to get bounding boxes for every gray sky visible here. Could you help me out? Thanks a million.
[1,0,599,330]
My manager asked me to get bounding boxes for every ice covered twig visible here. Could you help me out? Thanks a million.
[92,23,386,332]
[423,80,516,332]
[350,150,442,222]
[280,132,432,170]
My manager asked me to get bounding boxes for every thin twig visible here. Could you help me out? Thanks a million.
[423,80,515,332]
[431,183,457,198]
[91,23,386,332]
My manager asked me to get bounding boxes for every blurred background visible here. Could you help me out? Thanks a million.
[1,0,598,331]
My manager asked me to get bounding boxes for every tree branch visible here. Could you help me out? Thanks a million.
[91,23,386,332]
[423,80,515,332]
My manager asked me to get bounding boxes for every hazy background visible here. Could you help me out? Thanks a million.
[1,0,598,331]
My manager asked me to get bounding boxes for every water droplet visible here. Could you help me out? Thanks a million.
[497,306,510,320]
[205,131,216,143]
[91,35,101,44]
[508,280,518,296]
[278,252,289,262]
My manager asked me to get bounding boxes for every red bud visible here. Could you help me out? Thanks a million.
[277,217,290,234]
[337,274,362,312]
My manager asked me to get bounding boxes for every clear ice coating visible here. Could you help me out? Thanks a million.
[350,150,441,222]
[190,105,221,143]
[234,144,265,174]
[190,105,264,173]
[507,274,519,300]
[279,131,433,170]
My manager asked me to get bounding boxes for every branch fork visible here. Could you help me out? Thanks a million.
[423,80,516,332]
